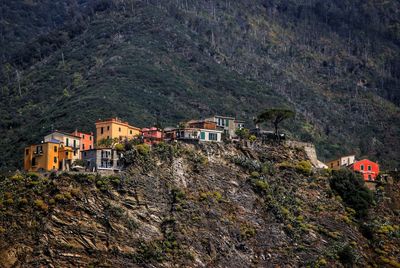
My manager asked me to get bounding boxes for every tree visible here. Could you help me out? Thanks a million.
[255,108,295,137]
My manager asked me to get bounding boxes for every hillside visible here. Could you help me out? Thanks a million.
[0,142,399,267]
[1,0,400,170]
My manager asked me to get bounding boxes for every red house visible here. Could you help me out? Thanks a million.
[350,159,379,181]
[142,127,163,145]
[71,130,94,151]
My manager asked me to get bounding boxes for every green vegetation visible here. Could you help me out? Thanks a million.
[329,169,373,218]
[255,108,295,137]
[0,0,399,172]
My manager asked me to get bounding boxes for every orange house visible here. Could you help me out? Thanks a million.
[350,159,380,181]
[71,130,94,151]
[24,142,74,172]
[95,118,141,144]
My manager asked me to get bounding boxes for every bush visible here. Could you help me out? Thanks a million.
[114,143,124,151]
[26,172,40,180]
[250,171,260,178]
[34,199,49,212]
[136,144,150,155]
[295,161,312,176]
[253,179,269,194]
[337,244,356,266]
[11,173,24,182]
[330,169,373,218]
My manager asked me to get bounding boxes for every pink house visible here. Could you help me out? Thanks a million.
[142,127,163,145]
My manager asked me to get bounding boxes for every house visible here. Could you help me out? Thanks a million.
[165,127,223,143]
[44,131,81,161]
[187,120,218,130]
[205,115,244,139]
[350,159,380,181]
[95,117,141,144]
[24,141,73,172]
[326,155,356,170]
[142,127,163,145]
[71,130,94,151]
[81,148,123,172]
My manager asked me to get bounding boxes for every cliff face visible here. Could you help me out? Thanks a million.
[0,143,399,267]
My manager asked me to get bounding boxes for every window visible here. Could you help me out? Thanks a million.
[368,175,372,181]
[74,151,76,156]
[200,132,205,140]
[83,144,85,150]
[107,136,110,139]
[82,135,85,139]
[73,140,76,148]
[83,152,87,157]
[66,138,69,146]
[209,133,217,141]
[90,136,92,141]
[54,157,57,163]
[368,165,371,171]
[107,126,110,131]
[26,149,29,155]
[130,130,132,134]
[360,165,364,171]
[119,127,121,132]
[89,145,92,149]
[54,146,57,152]
[101,127,104,134]
[66,152,68,156]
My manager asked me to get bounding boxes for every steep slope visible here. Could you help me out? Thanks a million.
[1,0,400,170]
[0,143,399,267]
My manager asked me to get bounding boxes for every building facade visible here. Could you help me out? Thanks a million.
[24,142,73,172]
[71,130,94,151]
[44,131,81,161]
[205,115,244,139]
[326,155,356,170]
[350,159,380,181]
[95,118,141,144]
[142,127,163,145]
[165,128,223,142]
[81,148,122,172]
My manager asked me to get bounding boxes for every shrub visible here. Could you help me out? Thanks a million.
[296,161,312,176]
[330,169,373,218]
[250,171,260,178]
[261,162,275,175]
[26,172,40,180]
[337,244,356,266]
[18,198,28,207]
[114,143,124,151]
[11,173,24,182]
[248,135,257,142]
[253,179,269,194]
[240,225,257,239]
[34,199,49,212]
[136,144,150,155]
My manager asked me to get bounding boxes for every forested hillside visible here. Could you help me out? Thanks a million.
[1,0,400,170]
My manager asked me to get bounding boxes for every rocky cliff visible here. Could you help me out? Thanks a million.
[0,143,399,267]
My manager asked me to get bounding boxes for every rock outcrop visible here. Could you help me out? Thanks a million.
[0,143,398,267]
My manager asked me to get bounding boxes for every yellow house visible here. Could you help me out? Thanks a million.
[24,142,74,172]
[24,142,60,172]
[95,117,141,144]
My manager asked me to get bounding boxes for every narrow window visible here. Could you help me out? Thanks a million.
[82,134,85,139]
[73,140,76,148]
[89,145,92,149]
[26,149,30,155]
[66,138,69,146]
[360,165,364,171]
[101,127,104,134]
[368,165,371,171]
[83,144,85,150]
[74,151,76,156]
[119,127,121,132]
[130,130,132,134]
[90,136,92,141]
[54,157,57,163]
[66,151,68,156]
[54,146,57,152]
[107,126,110,131]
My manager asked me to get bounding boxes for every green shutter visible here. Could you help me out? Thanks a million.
[226,119,229,126]
[200,132,205,140]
